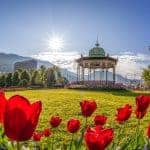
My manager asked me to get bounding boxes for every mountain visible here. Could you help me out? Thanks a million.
[0,52,139,84]
[0,52,53,72]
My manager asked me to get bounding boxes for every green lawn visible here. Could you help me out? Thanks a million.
[5,89,150,148]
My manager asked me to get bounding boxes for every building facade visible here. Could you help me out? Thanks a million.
[14,59,37,71]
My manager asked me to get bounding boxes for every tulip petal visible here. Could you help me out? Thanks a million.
[0,91,7,123]
[21,101,42,140]
[4,95,31,141]
[4,95,42,141]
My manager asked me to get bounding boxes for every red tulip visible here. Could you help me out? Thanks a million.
[115,104,132,123]
[50,116,62,128]
[147,124,150,138]
[43,128,51,137]
[0,91,7,123]
[33,132,42,141]
[80,100,97,117]
[94,115,107,126]
[84,126,114,150]
[135,95,150,119]
[67,119,80,133]
[4,95,42,141]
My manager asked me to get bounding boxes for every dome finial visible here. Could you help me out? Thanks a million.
[95,35,100,47]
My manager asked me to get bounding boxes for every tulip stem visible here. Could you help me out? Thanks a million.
[147,138,150,147]
[69,134,74,150]
[85,117,88,128]
[136,119,140,146]
[136,119,140,148]
[16,142,20,150]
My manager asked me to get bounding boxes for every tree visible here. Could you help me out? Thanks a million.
[142,66,150,89]
[57,76,68,86]
[5,73,12,87]
[53,66,61,79]
[12,71,20,86]
[19,79,28,87]
[44,68,56,87]
[31,70,43,86]
[40,65,46,74]
[34,72,43,86]
[16,68,23,74]
[40,65,46,85]
[20,70,30,83]
[0,74,6,87]
[31,70,38,85]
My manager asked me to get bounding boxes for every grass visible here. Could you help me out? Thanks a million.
[5,88,150,148]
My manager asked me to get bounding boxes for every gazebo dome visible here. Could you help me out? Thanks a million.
[89,41,105,57]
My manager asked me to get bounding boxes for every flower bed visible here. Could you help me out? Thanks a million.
[0,90,150,149]
[67,81,126,90]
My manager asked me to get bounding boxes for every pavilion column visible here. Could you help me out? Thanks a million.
[113,66,116,83]
[81,66,84,81]
[78,66,81,81]
[77,64,79,82]
[94,69,96,81]
[106,68,108,84]
[88,63,90,81]
[78,66,80,81]
[88,68,90,81]
[99,68,101,81]
[102,69,104,81]
[89,68,91,80]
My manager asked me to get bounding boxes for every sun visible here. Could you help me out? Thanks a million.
[48,36,64,50]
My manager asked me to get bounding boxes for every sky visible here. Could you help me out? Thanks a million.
[0,0,150,79]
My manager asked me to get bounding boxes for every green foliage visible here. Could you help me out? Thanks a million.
[31,70,38,85]
[19,79,28,87]
[16,68,23,73]
[53,66,61,78]
[57,77,68,85]
[20,70,30,83]
[142,66,150,88]
[31,70,43,86]
[5,73,12,87]
[0,75,6,87]
[1,65,68,88]
[12,71,20,86]
[44,68,56,87]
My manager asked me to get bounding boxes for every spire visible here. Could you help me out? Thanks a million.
[95,35,100,47]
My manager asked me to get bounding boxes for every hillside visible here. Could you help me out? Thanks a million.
[0,53,53,72]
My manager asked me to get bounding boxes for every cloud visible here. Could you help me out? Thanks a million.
[32,50,149,79]
[32,50,80,72]
[113,52,150,79]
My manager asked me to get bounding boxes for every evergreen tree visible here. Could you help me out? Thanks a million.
[12,71,20,86]
[40,65,46,85]
[34,71,43,86]
[0,75,6,87]
[20,70,30,83]
[40,65,46,74]
[31,70,43,86]
[16,68,23,74]
[142,66,150,88]
[44,68,56,87]
[5,73,12,87]
[53,66,61,79]
[57,76,68,86]
[19,79,28,87]
[31,70,38,85]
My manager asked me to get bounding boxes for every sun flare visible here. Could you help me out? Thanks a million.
[48,36,64,50]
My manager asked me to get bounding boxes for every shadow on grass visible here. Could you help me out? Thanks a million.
[69,88,150,97]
